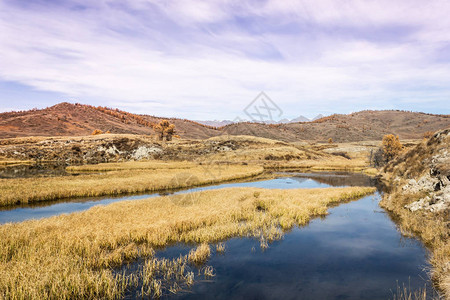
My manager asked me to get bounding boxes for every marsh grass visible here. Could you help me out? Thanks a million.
[66,160,197,172]
[0,186,375,299]
[188,243,211,265]
[0,164,263,206]
[381,192,450,298]
[391,281,428,300]
[0,160,34,166]
[216,242,226,253]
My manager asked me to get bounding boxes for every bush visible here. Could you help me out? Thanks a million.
[370,134,403,167]
[423,131,434,139]
[382,134,402,161]
[369,148,384,167]
[91,129,103,135]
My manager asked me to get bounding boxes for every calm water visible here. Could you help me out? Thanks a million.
[154,194,433,300]
[0,172,375,224]
[0,171,435,298]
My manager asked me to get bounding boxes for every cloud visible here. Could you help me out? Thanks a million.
[0,0,449,119]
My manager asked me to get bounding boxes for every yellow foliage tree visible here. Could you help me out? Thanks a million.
[91,129,103,135]
[382,134,402,161]
[154,120,176,141]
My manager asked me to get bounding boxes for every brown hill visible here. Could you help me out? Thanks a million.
[0,103,219,139]
[0,103,449,141]
[222,110,450,142]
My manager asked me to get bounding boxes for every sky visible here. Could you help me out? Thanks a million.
[0,0,449,120]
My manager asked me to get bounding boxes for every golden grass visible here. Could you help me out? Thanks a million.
[188,243,211,264]
[0,186,375,299]
[66,160,197,172]
[0,160,34,166]
[206,135,288,145]
[262,156,369,171]
[200,139,370,171]
[0,164,263,207]
[391,282,428,300]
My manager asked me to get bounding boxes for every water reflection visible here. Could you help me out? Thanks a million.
[156,194,433,300]
[0,172,380,224]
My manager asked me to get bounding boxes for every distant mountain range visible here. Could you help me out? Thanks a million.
[196,114,326,127]
[1,103,449,142]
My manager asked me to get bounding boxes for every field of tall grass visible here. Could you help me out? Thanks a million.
[66,160,197,172]
[0,163,263,206]
[0,186,375,298]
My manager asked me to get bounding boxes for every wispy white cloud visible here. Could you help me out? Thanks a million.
[0,0,449,119]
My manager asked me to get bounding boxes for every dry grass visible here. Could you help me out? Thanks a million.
[0,164,263,207]
[262,156,368,171]
[380,130,450,298]
[391,281,428,300]
[66,160,197,172]
[206,135,288,145]
[0,186,375,299]
[381,193,450,298]
[188,243,211,264]
[0,160,34,166]
[201,137,371,171]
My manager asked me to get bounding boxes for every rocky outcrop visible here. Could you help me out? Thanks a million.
[0,135,165,164]
[380,128,449,297]
[400,130,450,213]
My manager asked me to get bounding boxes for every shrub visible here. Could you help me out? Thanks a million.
[423,131,434,139]
[369,148,384,167]
[91,129,103,135]
[382,134,403,161]
[370,134,403,167]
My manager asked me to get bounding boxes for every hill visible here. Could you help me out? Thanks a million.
[0,103,449,141]
[222,110,450,142]
[0,103,219,139]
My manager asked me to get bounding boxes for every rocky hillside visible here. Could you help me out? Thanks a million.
[383,128,449,212]
[380,128,449,296]
[1,103,449,142]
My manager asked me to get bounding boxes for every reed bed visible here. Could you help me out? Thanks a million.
[381,193,450,298]
[66,160,197,172]
[0,164,263,206]
[0,186,375,299]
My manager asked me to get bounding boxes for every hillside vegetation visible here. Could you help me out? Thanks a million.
[1,103,449,142]
[380,128,450,297]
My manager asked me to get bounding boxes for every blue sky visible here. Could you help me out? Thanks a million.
[0,0,449,120]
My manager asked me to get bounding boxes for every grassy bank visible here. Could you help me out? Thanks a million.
[262,158,369,172]
[380,193,450,297]
[380,129,450,297]
[0,164,263,206]
[0,186,375,299]
[66,160,197,172]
